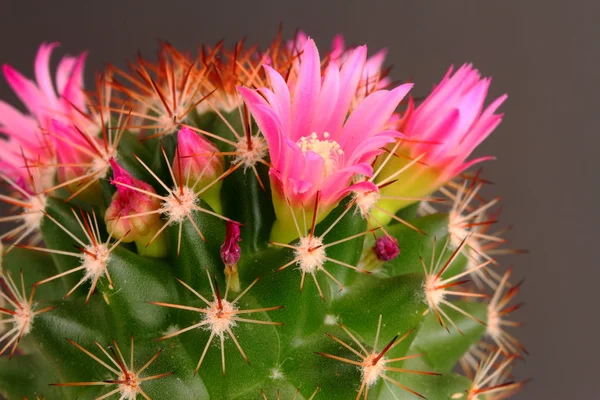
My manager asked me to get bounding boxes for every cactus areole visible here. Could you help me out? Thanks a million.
[0,32,527,400]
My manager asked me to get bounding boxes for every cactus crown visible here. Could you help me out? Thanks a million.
[0,31,527,400]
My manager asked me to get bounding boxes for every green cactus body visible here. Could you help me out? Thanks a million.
[0,35,526,400]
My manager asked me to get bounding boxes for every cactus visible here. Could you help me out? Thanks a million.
[0,31,528,400]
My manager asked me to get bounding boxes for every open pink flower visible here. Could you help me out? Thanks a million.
[0,43,88,191]
[239,38,412,242]
[373,64,507,225]
[401,64,507,180]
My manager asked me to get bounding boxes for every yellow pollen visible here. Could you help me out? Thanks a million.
[297,132,344,176]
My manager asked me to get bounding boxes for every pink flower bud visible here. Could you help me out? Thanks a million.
[373,236,400,261]
[173,126,223,189]
[105,159,161,242]
[220,221,242,266]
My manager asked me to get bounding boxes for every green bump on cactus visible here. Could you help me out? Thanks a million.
[0,32,528,399]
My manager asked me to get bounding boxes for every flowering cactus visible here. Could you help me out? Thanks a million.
[0,32,527,400]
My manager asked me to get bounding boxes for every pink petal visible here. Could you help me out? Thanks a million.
[341,83,413,155]
[290,39,321,141]
[2,64,46,120]
[56,56,77,95]
[326,45,367,138]
[264,65,291,136]
[34,42,60,104]
[238,87,283,166]
[312,62,340,134]
[60,52,88,112]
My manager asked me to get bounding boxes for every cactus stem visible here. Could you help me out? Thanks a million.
[151,270,283,374]
[421,236,490,334]
[26,209,128,304]
[319,315,437,399]
[52,337,172,399]
[261,386,321,399]
[224,265,241,293]
[0,269,54,358]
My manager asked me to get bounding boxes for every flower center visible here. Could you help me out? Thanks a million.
[297,132,344,177]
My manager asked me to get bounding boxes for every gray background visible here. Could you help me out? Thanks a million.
[0,1,597,398]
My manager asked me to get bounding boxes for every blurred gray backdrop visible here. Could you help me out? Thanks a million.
[1,1,597,398]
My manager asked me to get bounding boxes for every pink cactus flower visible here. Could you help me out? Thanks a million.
[402,64,507,179]
[0,43,88,191]
[373,64,507,225]
[239,38,412,242]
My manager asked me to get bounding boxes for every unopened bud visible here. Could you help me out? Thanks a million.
[221,221,242,292]
[358,235,400,272]
[374,236,400,261]
[105,159,165,257]
[173,126,224,213]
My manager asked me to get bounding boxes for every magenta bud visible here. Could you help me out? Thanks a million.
[221,221,242,266]
[105,159,162,242]
[374,236,400,261]
[174,126,223,185]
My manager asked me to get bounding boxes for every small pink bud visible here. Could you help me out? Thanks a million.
[105,159,161,242]
[373,236,400,261]
[220,221,242,266]
[173,126,223,188]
